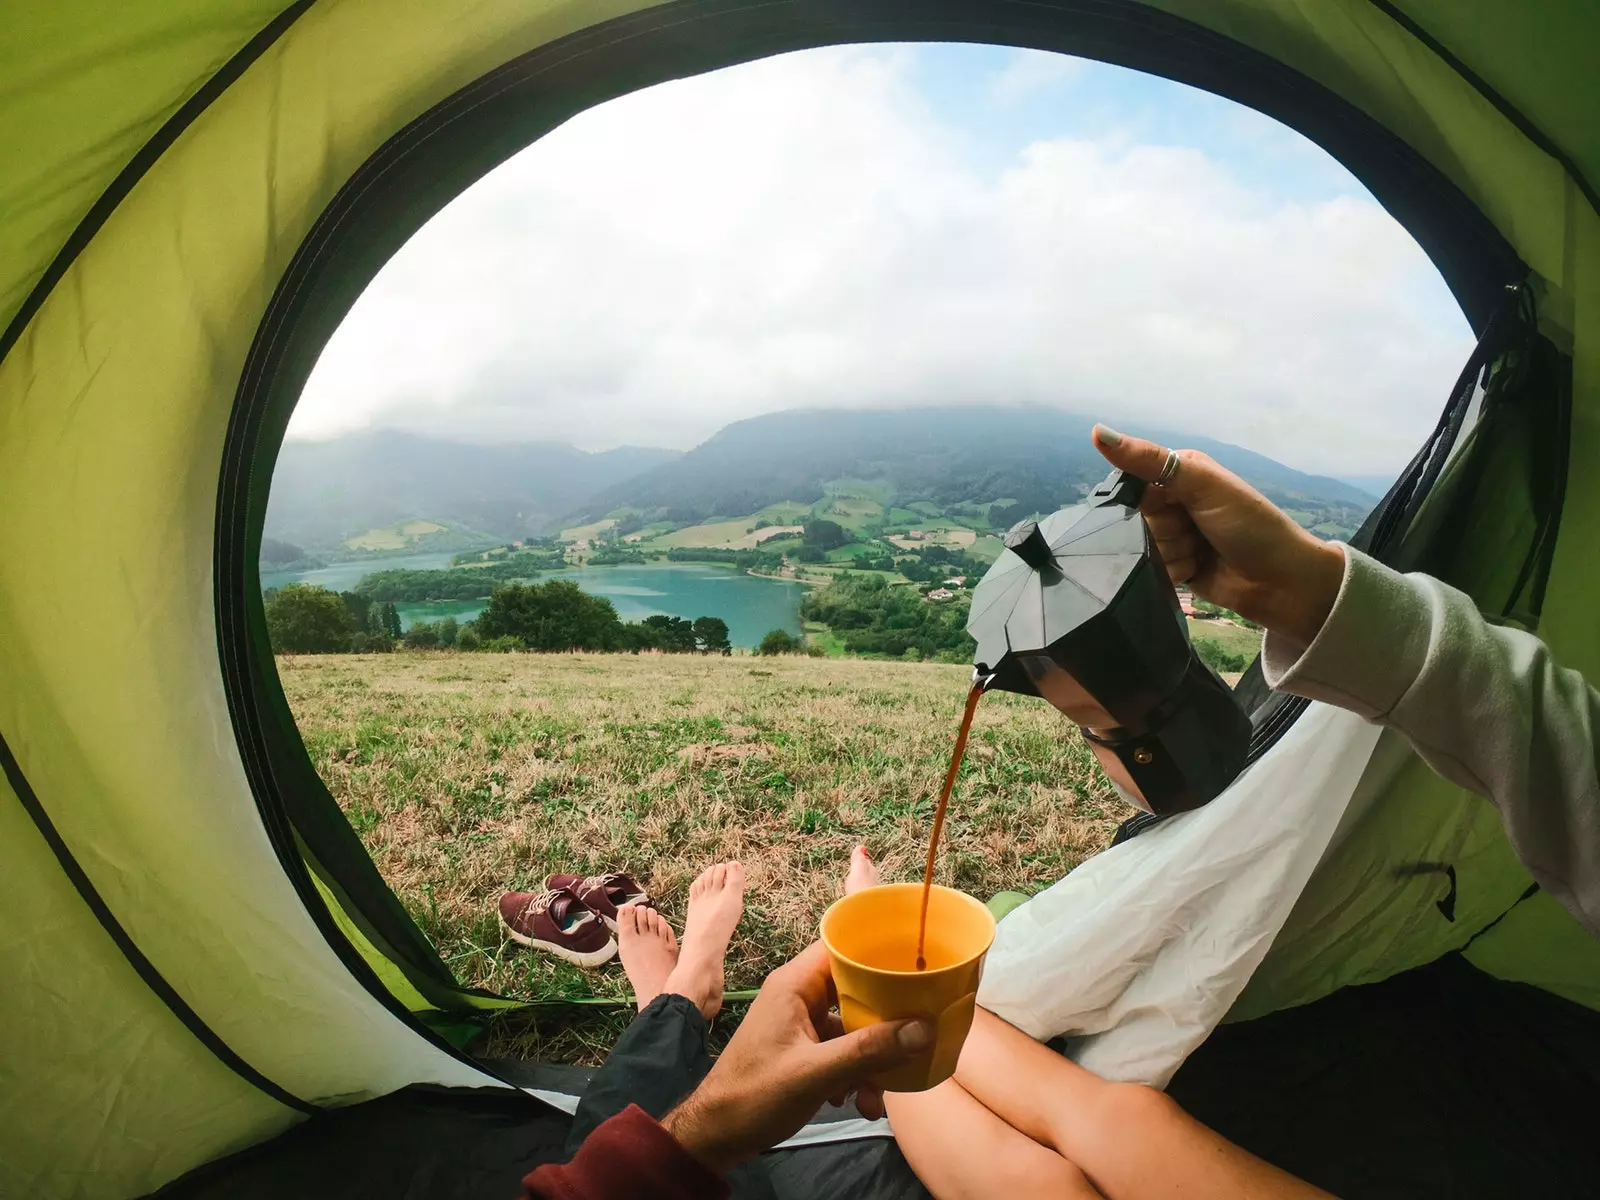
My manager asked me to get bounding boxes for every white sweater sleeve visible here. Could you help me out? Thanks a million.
[1261,545,1600,940]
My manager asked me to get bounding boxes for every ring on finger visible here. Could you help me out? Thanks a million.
[1153,449,1182,487]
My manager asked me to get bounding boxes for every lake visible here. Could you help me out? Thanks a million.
[259,551,458,594]
[262,558,805,649]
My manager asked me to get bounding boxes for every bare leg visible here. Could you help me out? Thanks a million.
[889,1078,1104,1200]
[949,1008,1334,1200]
[843,849,1325,1198]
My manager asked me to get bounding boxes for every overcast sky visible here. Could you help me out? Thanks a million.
[290,43,1474,478]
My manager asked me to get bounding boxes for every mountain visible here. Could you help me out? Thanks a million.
[1334,474,1395,499]
[580,406,1376,530]
[265,410,1378,555]
[266,430,678,550]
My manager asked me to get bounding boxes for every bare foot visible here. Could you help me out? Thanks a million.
[844,845,880,895]
[617,905,678,1013]
[662,862,745,1021]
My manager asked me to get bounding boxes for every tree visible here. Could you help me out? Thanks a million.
[260,536,307,565]
[381,601,402,640]
[635,613,698,652]
[803,519,849,551]
[476,579,624,651]
[455,624,482,651]
[265,584,355,653]
[437,616,458,647]
[339,591,375,635]
[759,628,799,656]
[693,616,732,655]
[799,572,974,660]
[403,622,440,648]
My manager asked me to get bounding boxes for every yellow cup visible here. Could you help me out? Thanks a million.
[820,882,997,1093]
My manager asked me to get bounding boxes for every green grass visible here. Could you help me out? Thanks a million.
[824,543,878,562]
[810,495,885,535]
[969,536,1005,563]
[1188,618,1264,661]
[649,518,805,549]
[558,518,617,542]
[802,622,849,657]
[345,520,447,551]
[280,651,1129,1061]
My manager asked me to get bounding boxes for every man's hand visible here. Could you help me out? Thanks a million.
[660,943,934,1174]
[1093,425,1346,648]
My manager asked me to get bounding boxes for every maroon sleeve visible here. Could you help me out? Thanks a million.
[522,1104,731,1200]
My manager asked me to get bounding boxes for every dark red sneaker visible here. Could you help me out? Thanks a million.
[499,888,617,967]
[542,872,652,932]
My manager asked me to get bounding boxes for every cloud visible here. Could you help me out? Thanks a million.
[292,45,1473,476]
[988,47,1087,105]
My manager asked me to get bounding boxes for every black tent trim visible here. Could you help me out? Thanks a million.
[218,0,1529,1023]
[0,0,318,373]
[0,730,318,1116]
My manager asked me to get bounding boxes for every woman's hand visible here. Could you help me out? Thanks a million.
[1092,425,1346,648]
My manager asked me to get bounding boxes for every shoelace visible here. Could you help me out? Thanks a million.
[579,873,625,893]
[524,888,593,927]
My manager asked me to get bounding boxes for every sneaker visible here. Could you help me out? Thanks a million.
[499,888,617,967]
[542,872,653,932]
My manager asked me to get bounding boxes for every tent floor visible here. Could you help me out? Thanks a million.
[1169,953,1600,1199]
[153,954,1600,1199]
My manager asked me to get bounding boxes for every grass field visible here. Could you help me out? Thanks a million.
[280,651,1130,1060]
[811,494,885,534]
[558,518,617,543]
[651,519,804,549]
[344,519,447,551]
[887,526,977,550]
[1188,618,1264,661]
[969,535,1005,563]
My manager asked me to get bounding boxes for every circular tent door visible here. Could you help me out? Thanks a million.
[2,3,1596,1197]
[216,0,1549,1029]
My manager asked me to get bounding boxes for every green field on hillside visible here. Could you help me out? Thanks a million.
[281,651,1129,1060]
[559,518,617,542]
[343,520,447,551]
[651,518,805,549]
[1189,617,1265,662]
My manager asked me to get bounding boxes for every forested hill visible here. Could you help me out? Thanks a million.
[580,406,1376,524]
[266,429,678,548]
[265,409,1377,552]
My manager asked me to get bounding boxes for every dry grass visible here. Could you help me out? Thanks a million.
[279,651,1130,1061]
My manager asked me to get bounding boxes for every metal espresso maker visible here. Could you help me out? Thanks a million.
[968,469,1252,816]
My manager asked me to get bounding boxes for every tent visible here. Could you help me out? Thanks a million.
[3,2,1598,1196]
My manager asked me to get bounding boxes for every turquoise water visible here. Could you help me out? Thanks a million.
[396,563,804,648]
[259,551,458,593]
[261,558,805,649]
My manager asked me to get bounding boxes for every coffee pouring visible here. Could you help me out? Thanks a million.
[967,468,1251,816]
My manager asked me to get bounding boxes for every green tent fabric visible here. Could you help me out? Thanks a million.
[3,3,1598,1197]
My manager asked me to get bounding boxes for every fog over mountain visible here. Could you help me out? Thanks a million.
[266,430,678,548]
[267,407,1377,550]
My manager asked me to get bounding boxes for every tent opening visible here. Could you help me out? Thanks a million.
[8,1,1599,1197]
[257,43,1483,1064]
